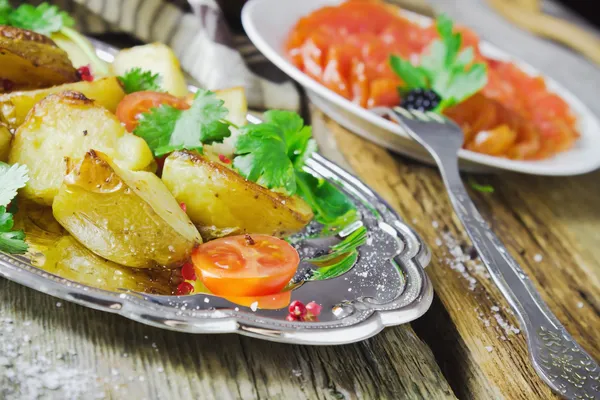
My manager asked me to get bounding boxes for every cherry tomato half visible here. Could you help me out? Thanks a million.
[116,91,190,132]
[192,234,300,297]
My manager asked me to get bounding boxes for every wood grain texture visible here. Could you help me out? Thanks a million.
[316,110,600,400]
[0,276,455,400]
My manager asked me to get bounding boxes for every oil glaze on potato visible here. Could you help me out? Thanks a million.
[162,151,313,238]
[9,91,153,205]
[53,150,202,269]
[0,77,125,130]
[0,27,78,93]
[0,125,11,162]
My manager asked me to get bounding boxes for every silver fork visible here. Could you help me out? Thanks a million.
[371,106,600,399]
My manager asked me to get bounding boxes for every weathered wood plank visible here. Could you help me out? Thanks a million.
[318,111,600,399]
[0,275,455,400]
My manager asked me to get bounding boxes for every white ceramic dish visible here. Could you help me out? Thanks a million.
[242,0,600,176]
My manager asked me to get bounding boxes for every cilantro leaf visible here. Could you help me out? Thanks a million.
[263,110,316,168]
[0,0,11,25]
[234,110,318,195]
[134,105,182,156]
[234,123,297,194]
[134,89,231,157]
[295,171,355,225]
[119,68,163,94]
[0,162,29,208]
[389,55,428,90]
[7,3,74,35]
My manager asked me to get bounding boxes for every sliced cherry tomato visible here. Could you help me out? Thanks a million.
[192,234,300,297]
[115,91,190,132]
[223,291,292,310]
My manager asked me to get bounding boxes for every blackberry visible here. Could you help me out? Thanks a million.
[400,88,441,111]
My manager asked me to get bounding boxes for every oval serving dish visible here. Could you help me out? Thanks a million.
[0,40,433,345]
[242,0,600,176]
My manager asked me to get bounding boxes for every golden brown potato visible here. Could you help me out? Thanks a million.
[0,26,78,93]
[0,125,11,162]
[40,236,173,293]
[53,150,202,269]
[0,77,125,130]
[9,91,153,205]
[162,151,313,238]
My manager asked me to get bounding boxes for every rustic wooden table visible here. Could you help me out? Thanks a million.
[1,1,599,399]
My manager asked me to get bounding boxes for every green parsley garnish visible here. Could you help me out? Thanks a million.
[0,1,74,35]
[0,162,29,254]
[234,110,358,225]
[134,89,231,157]
[390,14,487,112]
[234,110,315,195]
[119,68,163,94]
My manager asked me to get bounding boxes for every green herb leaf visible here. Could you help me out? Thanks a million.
[295,171,356,225]
[0,0,11,25]
[389,13,488,111]
[0,210,28,253]
[7,3,74,35]
[234,110,316,195]
[443,63,488,106]
[0,162,29,208]
[307,225,367,281]
[469,178,494,193]
[134,105,182,156]
[0,161,29,254]
[118,68,163,94]
[262,110,316,169]
[389,55,428,90]
[234,123,297,195]
[134,89,231,157]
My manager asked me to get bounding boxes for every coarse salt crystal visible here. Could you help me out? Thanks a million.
[485,346,493,353]
[533,254,543,262]
[432,221,439,228]
[577,302,584,308]
[55,302,62,308]
[250,301,258,311]
[491,306,500,312]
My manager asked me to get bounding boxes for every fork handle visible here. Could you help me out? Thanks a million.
[437,155,600,399]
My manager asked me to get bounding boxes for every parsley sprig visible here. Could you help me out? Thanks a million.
[390,14,487,112]
[134,89,231,157]
[119,68,163,94]
[234,110,357,225]
[0,162,29,254]
[0,1,109,75]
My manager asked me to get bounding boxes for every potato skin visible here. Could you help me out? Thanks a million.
[162,151,314,238]
[0,26,78,92]
[9,91,153,205]
[0,125,10,162]
[0,76,125,130]
[53,150,202,269]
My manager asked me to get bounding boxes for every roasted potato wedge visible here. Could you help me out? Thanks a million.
[0,125,10,162]
[112,42,189,97]
[0,27,78,93]
[162,151,313,238]
[0,77,125,130]
[53,150,202,268]
[41,236,173,293]
[9,91,153,205]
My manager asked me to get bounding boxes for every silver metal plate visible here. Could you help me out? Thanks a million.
[0,39,433,345]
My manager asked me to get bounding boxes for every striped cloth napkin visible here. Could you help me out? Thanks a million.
[45,0,301,111]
